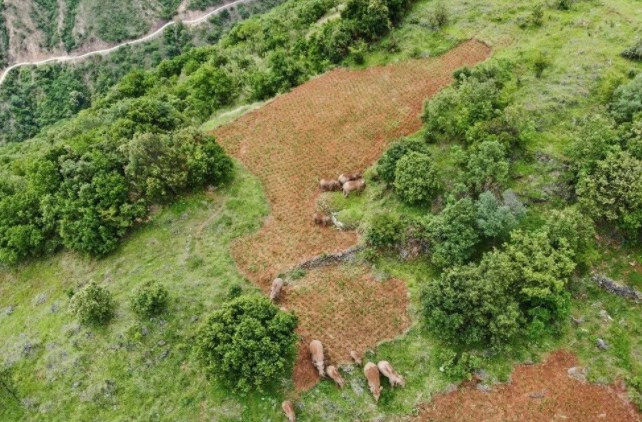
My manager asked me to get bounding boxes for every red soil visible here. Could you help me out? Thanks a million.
[283,265,411,390]
[413,350,641,422]
[213,39,492,289]
[213,39,492,391]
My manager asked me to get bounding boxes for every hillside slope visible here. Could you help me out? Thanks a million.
[0,0,230,68]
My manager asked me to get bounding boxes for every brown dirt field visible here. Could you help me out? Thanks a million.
[413,350,641,422]
[213,39,492,289]
[213,39,492,391]
[283,265,411,390]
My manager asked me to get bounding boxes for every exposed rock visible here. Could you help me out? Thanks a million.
[476,383,492,393]
[5,305,14,315]
[157,340,166,347]
[598,310,613,322]
[529,390,546,399]
[350,378,365,396]
[567,366,587,382]
[591,273,641,302]
[32,293,47,306]
[571,316,584,325]
[295,246,364,272]
[140,326,149,337]
[596,338,609,350]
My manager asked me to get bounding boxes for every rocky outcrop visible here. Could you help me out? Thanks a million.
[591,273,641,302]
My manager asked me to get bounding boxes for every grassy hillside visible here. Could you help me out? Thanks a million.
[0,0,641,420]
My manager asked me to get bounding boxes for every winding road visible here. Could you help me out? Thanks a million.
[0,0,254,86]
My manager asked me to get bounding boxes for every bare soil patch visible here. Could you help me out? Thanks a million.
[214,40,491,391]
[413,350,641,422]
[214,39,492,289]
[282,265,411,390]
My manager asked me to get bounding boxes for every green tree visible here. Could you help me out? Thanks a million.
[475,191,518,238]
[69,282,115,326]
[131,281,169,318]
[343,0,391,41]
[195,295,298,392]
[394,151,441,205]
[577,150,642,235]
[465,140,509,193]
[423,197,479,268]
[544,207,595,265]
[610,73,642,123]
[366,212,404,249]
[377,138,430,184]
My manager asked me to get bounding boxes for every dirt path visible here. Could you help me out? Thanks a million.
[213,39,492,389]
[0,0,255,86]
[412,350,641,422]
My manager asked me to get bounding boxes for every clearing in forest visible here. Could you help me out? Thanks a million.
[213,39,492,389]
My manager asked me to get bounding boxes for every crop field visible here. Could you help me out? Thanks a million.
[214,39,492,289]
[213,39,491,391]
[283,264,411,390]
[414,350,640,421]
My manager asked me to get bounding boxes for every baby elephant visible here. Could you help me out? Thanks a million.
[269,278,284,302]
[319,179,341,192]
[338,172,362,185]
[281,400,296,422]
[326,365,345,388]
[309,340,325,377]
[364,362,382,402]
[342,179,366,197]
[377,361,405,387]
[313,212,332,226]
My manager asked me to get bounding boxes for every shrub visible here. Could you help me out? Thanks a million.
[577,150,642,235]
[533,53,551,78]
[131,281,169,318]
[621,39,642,61]
[394,151,441,204]
[377,138,430,184]
[342,0,391,41]
[366,213,404,249]
[423,77,504,143]
[422,229,575,349]
[194,295,298,392]
[423,197,479,268]
[69,282,115,326]
[475,191,519,238]
[543,207,595,265]
[567,114,620,178]
[610,73,642,123]
[465,140,509,193]
[431,2,448,28]
[421,251,520,348]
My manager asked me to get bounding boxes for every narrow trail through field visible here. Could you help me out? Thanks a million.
[213,39,492,390]
[0,0,254,86]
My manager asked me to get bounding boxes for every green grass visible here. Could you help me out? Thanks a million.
[2,0,642,420]
[0,164,295,421]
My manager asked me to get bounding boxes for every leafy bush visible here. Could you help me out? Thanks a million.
[422,229,575,349]
[475,191,519,238]
[577,150,642,235]
[343,0,392,41]
[465,140,509,193]
[366,213,404,249]
[423,74,506,143]
[544,207,595,265]
[394,151,441,204]
[377,138,430,184]
[423,197,479,268]
[431,2,449,28]
[622,39,642,61]
[567,114,620,178]
[610,73,642,123]
[194,295,298,392]
[131,281,169,318]
[69,282,115,326]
